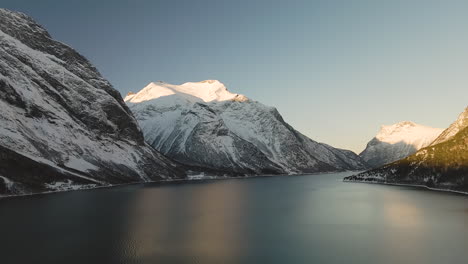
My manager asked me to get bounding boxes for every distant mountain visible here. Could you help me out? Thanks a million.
[125,80,368,175]
[345,106,468,193]
[0,9,185,196]
[360,121,443,168]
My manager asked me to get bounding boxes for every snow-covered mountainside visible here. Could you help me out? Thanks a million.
[430,107,468,145]
[0,9,185,196]
[360,121,443,168]
[125,81,368,175]
[345,106,468,192]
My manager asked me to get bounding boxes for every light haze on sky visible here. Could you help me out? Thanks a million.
[2,0,467,153]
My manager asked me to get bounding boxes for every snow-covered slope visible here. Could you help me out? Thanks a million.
[430,107,468,145]
[126,81,368,175]
[0,9,185,196]
[345,106,468,192]
[360,121,443,167]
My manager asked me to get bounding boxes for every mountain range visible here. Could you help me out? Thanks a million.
[125,81,368,175]
[0,9,369,196]
[1,8,465,196]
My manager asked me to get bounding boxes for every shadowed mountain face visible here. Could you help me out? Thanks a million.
[126,81,368,175]
[346,107,468,192]
[360,121,443,168]
[360,139,418,168]
[0,9,185,196]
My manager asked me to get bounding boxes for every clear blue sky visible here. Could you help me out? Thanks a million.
[2,0,467,153]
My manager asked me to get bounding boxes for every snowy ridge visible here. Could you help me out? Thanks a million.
[431,107,468,145]
[126,80,368,175]
[360,121,443,168]
[125,80,242,103]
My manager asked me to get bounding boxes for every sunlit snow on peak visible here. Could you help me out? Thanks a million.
[125,80,244,103]
[376,121,443,147]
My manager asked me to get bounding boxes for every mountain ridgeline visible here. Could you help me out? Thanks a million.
[0,8,370,196]
[345,107,468,192]
[2,7,464,197]
[125,81,368,175]
[0,9,186,195]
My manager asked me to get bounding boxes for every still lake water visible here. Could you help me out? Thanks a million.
[1,171,468,264]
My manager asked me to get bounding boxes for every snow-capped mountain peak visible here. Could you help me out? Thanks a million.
[376,121,442,148]
[346,105,468,193]
[125,80,242,103]
[125,80,368,175]
[360,121,443,168]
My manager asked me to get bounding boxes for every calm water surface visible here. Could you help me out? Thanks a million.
[1,172,468,264]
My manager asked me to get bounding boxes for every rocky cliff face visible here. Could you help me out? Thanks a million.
[345,106,468,192]
[360,121,443,168]
[0,9,185,196]
[125,81,368,175]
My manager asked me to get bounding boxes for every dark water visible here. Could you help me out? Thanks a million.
[1,172,468,264]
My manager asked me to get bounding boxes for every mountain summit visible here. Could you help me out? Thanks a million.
[360,121,443,167]
[126,80,368,175]
[125,80,245,103]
